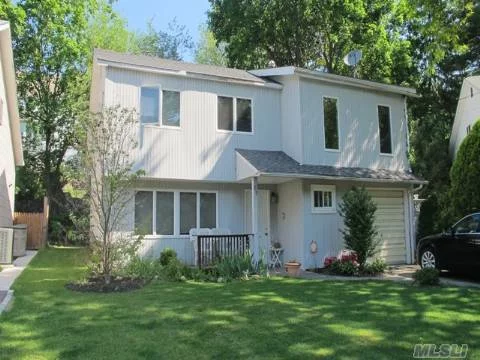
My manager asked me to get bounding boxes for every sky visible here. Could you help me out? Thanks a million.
[113,0,211,61]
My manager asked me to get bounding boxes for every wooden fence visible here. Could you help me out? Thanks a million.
[197,234,251,268]
[14,197,49,249]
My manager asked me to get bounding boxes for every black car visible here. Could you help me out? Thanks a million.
[417,213,480,270]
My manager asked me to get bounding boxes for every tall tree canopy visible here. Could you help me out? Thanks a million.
[209,0,479,234]
[208,0,412,82]
[1,0,96,215]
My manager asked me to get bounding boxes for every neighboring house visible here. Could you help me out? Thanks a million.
[450,76,480,158]
[0,21,23,227]
[90,49,425,268]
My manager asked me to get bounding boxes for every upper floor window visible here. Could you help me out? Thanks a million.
[140,87,159,124]
[311,185,336,213]
[323,97,339,150]
[378,105,392,154]
[140,87,180,127]
[217,96,252,133]
[162,90,180,127]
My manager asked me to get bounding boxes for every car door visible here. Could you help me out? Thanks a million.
[450,215,480,267]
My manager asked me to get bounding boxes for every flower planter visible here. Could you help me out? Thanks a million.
[285,262,301,277]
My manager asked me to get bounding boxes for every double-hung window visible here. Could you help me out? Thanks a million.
[311,185,336,213]
[323,97,339,150]
[134,190,217,235]
[217,96,252,133]
[140,87,181,127]
[378,105,392,154]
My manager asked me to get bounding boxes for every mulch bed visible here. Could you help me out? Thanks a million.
[65,276,147,293]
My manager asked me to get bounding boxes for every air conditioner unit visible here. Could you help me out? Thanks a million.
[0,227,14,264]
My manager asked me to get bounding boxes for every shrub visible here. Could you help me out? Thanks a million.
[159,248,177,266]
[328,259,359,276]
[339,186,380,268]
[214,251,267,281]
[449,119,480,220]
[413,268,440,286]
[122,256,162,280]
[363,258,387,275]
[162,258,190,282]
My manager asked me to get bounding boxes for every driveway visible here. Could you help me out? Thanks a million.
[387,264,480,288]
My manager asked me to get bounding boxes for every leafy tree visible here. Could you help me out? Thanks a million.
[1,0,96,218]
[208,0,412,82]
[195,24,227,66]
[80,107,144,283]
[339,187,380,268]
[449,120,480,220]
[134,19,193,60]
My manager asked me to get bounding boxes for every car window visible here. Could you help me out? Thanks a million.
[454,215,480,234]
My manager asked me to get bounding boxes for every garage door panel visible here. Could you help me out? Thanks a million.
[370,190,407,265]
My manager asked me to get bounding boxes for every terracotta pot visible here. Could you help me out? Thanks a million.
[285,262,301,277]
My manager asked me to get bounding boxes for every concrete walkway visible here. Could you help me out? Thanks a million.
[0,250,37,314]
[273,264,480,288]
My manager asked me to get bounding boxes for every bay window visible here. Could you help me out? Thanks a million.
[134,190,217,236]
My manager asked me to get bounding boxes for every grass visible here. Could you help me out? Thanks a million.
[1,248,479,360]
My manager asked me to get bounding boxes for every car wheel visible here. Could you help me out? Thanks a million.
[420,247,437,269]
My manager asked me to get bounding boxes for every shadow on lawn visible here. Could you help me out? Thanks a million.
[1,248,479,360]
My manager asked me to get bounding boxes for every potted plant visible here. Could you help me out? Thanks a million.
[285,259,301,276]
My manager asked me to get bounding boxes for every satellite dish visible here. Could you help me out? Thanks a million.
[343,50,362,66]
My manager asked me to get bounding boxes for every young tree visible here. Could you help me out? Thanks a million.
[195,24,227,66]
[339,187,380,268]
[449,120,480,221]
[134,19,194,60]
[80,107,144,283]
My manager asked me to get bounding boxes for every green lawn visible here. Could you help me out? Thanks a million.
[1,248,479,360]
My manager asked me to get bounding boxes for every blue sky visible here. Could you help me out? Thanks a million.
[113,0,211,61]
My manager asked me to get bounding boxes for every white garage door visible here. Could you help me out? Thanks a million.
[370,190,406,264]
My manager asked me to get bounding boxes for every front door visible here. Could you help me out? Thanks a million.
[245,190,271,261]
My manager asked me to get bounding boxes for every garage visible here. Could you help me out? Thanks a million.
[370,190,407,264]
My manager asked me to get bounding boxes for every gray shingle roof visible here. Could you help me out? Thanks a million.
[237,149,426,184]
[94,49,272,85]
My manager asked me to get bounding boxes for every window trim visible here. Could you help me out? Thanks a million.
[134,188,219,238]
[377,104,393,156]
[216,94,254,135]
[322,95,340,152]
[139,85,182,130]
[311,185,336,213]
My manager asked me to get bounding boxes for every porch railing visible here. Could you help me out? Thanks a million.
[197,234,252,268]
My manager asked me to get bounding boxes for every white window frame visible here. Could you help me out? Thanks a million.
[322,95,340,152]
[216,94,254,135]
[311,185,336,213]
[139,86,182,130]
[134,189,219,238]
[377,104,393,156]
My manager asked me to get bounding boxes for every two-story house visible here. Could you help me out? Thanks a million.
[0,21,23,228]
[90,49,425,269]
